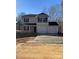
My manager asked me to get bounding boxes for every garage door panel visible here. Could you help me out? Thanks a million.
[37,26,48,33]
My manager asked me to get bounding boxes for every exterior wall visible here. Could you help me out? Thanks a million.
[29,17,37,23]
[20,25,25,31]
[21,16,37,24]
[48,26,58,34]
[20,16,37,33]
[37,23,48,33]
[21,25,36,33]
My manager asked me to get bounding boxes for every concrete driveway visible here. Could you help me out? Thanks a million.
[27,35,63,44]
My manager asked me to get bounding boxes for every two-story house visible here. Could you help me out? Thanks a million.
[19,13,58,34]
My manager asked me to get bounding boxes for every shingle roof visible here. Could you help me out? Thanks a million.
[22,14,37,17]
[22,13,48,17]
[38,13,48,16]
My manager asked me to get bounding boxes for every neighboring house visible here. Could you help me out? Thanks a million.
[58,21,63,35]
[17,13,59,34]
[58,19,63,35]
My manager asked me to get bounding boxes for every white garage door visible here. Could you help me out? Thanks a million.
[37,26,48,33]
[48,26,58,33]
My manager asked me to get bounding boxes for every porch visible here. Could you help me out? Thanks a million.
[23,23,37,33]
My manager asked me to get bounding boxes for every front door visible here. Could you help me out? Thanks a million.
[34,27,36,33]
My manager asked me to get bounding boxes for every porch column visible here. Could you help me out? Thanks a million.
[29,25,30,33]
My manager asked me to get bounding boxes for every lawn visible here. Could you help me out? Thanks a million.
[16,36,63,59]
[16,43,63,59]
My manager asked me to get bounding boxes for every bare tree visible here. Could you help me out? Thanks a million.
[16,12,26,30]
[48,0,63,22]
[16,12,25,21]
[48,5,57,21]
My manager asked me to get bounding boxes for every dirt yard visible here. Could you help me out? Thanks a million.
[16,36,63,59]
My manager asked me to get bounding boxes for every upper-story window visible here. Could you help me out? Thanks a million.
[38,17,42,22]
[24,18,29,22]
[43,18,47,22]
[38,17,47,23]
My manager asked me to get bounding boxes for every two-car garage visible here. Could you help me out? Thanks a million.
[37,22,58,34]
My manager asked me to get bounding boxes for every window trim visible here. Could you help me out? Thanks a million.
[24,18,29,22]
[43,18,47,22]
[24,26,29,31]
[38,17,42,22]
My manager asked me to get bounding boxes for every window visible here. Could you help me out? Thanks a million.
[26,26,29,30]
[43,18,47,22]
[24,26,29,31]
[38,17,47,22]
[24,18,29,22]
[38,17,42,22]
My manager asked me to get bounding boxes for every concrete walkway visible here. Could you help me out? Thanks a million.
[28,35,63,44]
